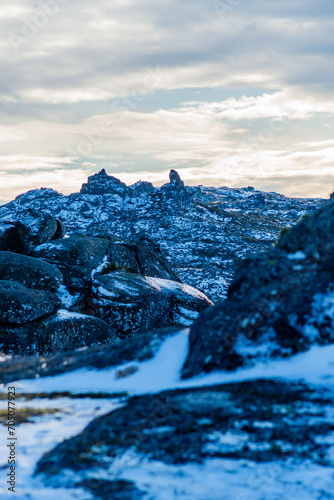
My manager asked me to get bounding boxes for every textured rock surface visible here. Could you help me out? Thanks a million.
[0,208,58,254]
[33,235,110,296]
[0,221,20,252]
[182,196,334,379]
[35,380,334,480]
[0,327,177,382]
[0,310,114,356]
[80,168,130,197]
[0,169,323,302]
[91,273,213,336]
[0,280,59,325]
[0,251,63,292]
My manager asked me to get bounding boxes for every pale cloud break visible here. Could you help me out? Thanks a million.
[0,0,334,202]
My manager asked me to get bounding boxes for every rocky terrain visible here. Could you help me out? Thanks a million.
[0,170,333,500]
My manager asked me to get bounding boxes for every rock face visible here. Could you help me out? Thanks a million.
[80,168,130,197]
[0,187,212,354]
[33,235,110,299]
[36,379,334,485]
[0,310,114,356]
[0,221,20,252]
[90,273,213,336]
[182,196,334,378]
[160,169,192,208]
[0,251,63,292]
[0,208,61,254]
[0,280,59,324]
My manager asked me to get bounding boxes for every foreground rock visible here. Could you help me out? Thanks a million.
[35,379,334,489]
[0,327,178,382]
[91,273,213,336]
[0,251,63,292]
[182,196,334,378]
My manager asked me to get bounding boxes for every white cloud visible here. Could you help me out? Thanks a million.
[0,0,333,201]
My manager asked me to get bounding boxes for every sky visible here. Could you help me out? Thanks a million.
[0,0,334,203]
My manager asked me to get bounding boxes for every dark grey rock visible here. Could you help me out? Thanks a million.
[0,208,58,254]
[120,242,180,281]
[33,235,109,297]
[0,327,179,383]
[90,272,213,337]
[182,197,334,379]
[78,479,145,500]
[35,379,334,481]
[0,310,114,356]
[169,169,184,187]
[0,280,59,324]
[160,170,192,208]
[52,219,66,240]
[0,251,63,292]
[0,222,20,252]
[106,243,140,274]
[130,181,155,195]
[80,169,130,197]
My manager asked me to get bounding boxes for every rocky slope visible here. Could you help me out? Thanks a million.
[0,168,322,302]
[0,170,333,500]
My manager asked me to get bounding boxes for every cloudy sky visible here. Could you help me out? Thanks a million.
[0,0,333,202]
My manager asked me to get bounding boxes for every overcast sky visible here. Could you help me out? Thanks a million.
[0,0,333,202]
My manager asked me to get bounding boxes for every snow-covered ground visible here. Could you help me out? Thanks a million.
[1,330,334,499]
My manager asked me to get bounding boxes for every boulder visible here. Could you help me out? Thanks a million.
[130,181,155,195]
[120,241,180,281]
[182,196,334,379]
[0,280,59,324]
[0,208,58,254]
[169,169,184,187]
[0,222,20,252]
[106,242,140,274]
[90,272,213,337]
[33,235,109,296]
[0,310,114,356]
[0,251,63,292]
[0,327,179,383]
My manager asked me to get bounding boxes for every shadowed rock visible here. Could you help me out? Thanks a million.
[182,196,334,378]
[0,251,63,292]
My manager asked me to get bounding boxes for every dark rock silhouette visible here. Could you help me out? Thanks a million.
[182,195,334,378]
[80,169,130,197]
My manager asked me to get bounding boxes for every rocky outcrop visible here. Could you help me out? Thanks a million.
[33,235,110,298]
[0,251,63,292]
[0,208,60,254]
[0,195,212,354]
[182,196,334,378]
[90,273,213,336]
[80,168,130,197]
[169,169,185,187]
[0,327,177,383]
[0,280,59,324]
[130,181,155,195]
[0,310,114,356]
[35,379,334,488]
[160,169,192,208]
